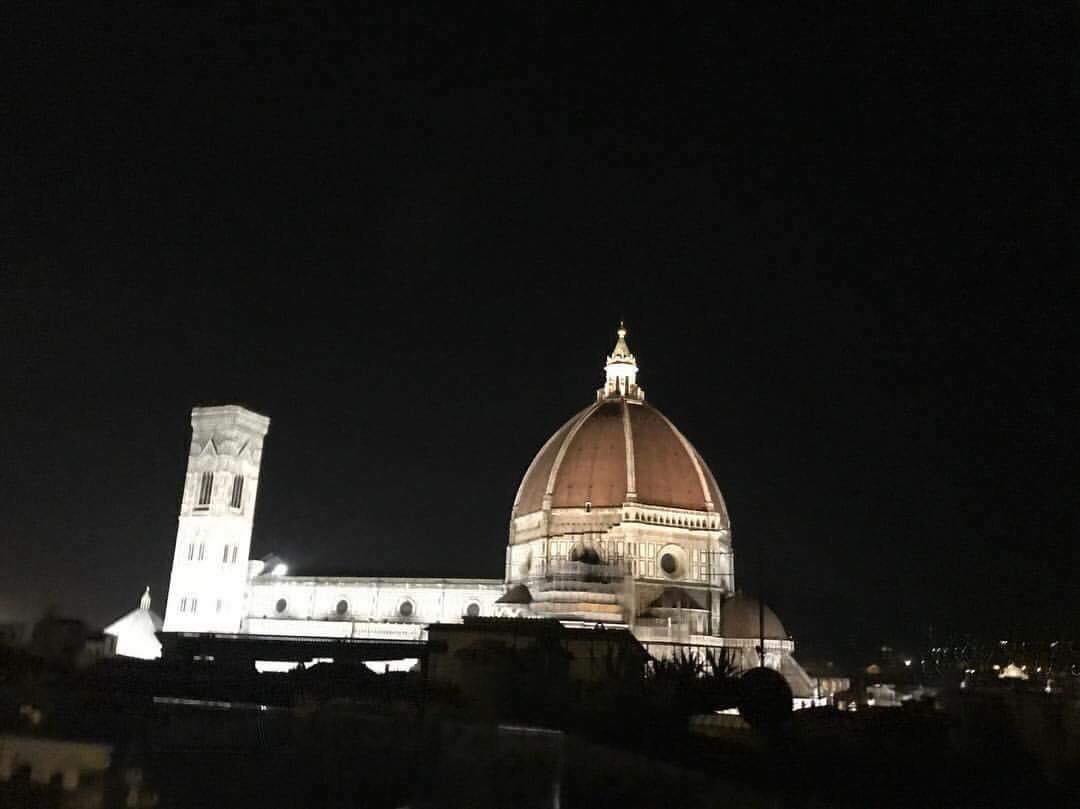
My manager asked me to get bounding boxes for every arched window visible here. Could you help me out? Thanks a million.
[335,599,349,616]
[569,543,602,564]
[465,602,481,618]
[398,600,414,618]
[196,472,213,509]
[275,598,287,614]
[230,476,244,509]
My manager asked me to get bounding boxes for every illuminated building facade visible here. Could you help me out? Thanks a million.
[149,326,810,692]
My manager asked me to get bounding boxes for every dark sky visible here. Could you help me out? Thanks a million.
[3,4,1074,655]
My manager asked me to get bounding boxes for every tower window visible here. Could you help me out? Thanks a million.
[465,602,481,618]
[335,599,349,616]
[230,476,244,509]
[230,545,238,564]
[222,546,230,563]
[275,598,287,614]
[216,599,223,613]
[196,472,214,508]
[179,597,188,613]
[190,598,198,614]
[398,600,414,618]
[198,543,206,561]
[187,544,195,561]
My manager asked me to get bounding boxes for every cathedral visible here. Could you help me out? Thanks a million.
[145,325,810,691]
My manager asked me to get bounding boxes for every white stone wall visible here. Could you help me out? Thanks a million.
[508,502,733,636]
[164,406,269,633]
[511,504,731,586]
[243,576,505,639]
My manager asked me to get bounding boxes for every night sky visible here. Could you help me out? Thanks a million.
[3,5,1073,655]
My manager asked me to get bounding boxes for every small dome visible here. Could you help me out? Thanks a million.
[496,584,533,604]
[718,592,787,640]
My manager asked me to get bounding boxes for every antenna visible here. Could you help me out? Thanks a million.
[759,537,766,668]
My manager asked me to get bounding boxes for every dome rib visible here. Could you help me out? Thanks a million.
[512,405,591,516]
[621,400,637,501]
[550,400,625,508]
[544,403,601,508]
[651,407,717,513]
[627,404,709,510]
[692,447,730,525]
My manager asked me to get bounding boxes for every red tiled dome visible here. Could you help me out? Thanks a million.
[512,398,729,520]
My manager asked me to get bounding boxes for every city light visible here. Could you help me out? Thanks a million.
[272,563,288,576]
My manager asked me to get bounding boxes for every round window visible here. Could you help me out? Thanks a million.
[465,602,481,618]
[398,600,414,618]
[275,598,287,614]
[335,599,349,616]
[660,552,678,576]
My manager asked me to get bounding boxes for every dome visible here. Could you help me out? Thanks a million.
[507,324,732,589]
[717,592,787,640]
[512,389,729,520]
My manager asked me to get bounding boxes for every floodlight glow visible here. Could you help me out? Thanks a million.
[272,563,288,576]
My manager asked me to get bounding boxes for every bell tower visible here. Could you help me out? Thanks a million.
[163,405,270,633]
